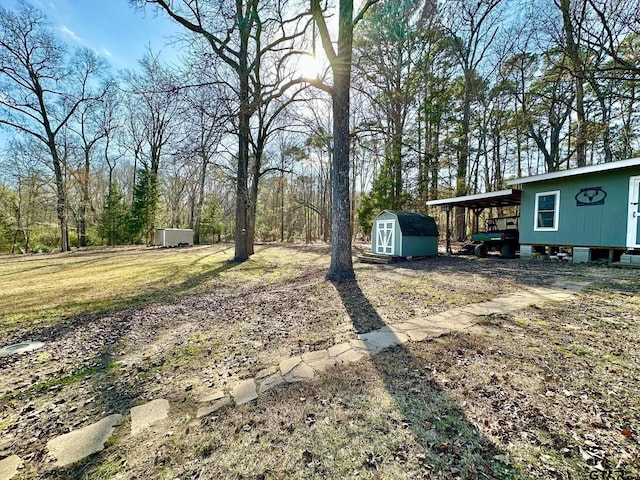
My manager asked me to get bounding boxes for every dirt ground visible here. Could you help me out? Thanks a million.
[0,244,638,479]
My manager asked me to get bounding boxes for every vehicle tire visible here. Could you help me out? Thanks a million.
[475,243,488,257]
[500,243,515,258]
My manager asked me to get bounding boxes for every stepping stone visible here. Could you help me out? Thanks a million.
[258,372,285,394]
[131,399,169,436]
[307,356,337,374]
[301,350,329,364]
[198,389,225,403]
[196,396,231,419]
[283,362,315,383]
[255,366,278,380]
[337,348,368,364]
[279,356,301,376]
[349,339,369,352]
[405,328,432,342]
[405,317,440,329]
[46,414,121,467]
[232,379,258,406]
[328,342,351,358]
[389,322,417,332]
[0,455,22,480]
[377,325,410,336]
[461,304,498,316]
[358,330,409,355]
[0,341,45,358]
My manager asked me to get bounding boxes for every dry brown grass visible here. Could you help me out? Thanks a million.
[1,245,638,479]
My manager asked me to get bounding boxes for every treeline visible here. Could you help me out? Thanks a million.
[0,0,639,254]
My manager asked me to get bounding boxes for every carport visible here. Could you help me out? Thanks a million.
[426,189,522,254]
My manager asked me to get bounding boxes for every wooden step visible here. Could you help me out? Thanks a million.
[358,252,395,264]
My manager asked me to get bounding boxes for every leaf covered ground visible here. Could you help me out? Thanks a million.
[0,244,638,479]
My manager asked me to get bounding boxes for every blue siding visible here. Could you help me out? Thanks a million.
[520,167,640,247]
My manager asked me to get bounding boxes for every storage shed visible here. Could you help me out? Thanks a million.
[371,211,439,257]
[506,157,640,260]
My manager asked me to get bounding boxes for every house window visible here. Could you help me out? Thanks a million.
[534,191,560,231]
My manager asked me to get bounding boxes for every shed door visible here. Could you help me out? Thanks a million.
[375,220,395,255]
[628,176,640,248]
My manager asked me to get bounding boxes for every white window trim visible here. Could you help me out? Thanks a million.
[534,190,560,232]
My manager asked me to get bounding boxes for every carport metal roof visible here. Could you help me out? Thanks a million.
[425,189,521,210]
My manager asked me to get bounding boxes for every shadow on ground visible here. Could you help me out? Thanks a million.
[1,256,239,348]
[0,259,242,479]
[333,278,518,478]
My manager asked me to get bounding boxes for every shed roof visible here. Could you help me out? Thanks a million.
[506,157,640,186]
[384,211,439,236]
[425,189,521,210]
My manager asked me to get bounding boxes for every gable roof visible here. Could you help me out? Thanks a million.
[506,157,640,186]
[385,211,439,236]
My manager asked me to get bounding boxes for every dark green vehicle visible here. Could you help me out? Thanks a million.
[471,216,519,258]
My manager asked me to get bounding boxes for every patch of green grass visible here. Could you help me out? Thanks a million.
[0,417,12,431]
[0,362,120,404]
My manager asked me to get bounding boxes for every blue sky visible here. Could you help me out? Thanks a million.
[3,0,181,71]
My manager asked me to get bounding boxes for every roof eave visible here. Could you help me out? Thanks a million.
[506,157,640,185]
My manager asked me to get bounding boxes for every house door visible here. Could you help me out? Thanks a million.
[375,220,394,255]
[628,176,640,249]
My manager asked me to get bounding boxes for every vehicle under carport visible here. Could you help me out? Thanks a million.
[426,189,522,257]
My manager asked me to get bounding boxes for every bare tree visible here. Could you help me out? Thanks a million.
[181,83,226,244]
[68,77,116,246]
[133,0,312,262]
[0,4,108,251]
[441,0,503,239]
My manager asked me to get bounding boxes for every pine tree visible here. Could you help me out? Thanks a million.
[97,182,128,246]
[128,167,159,244]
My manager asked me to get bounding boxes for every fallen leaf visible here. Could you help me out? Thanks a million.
[621,429,633,439]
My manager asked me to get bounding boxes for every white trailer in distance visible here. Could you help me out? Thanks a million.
[154,228,194,247]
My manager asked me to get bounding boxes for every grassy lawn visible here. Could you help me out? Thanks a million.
[0,244,638,479]
[0,244,325,334]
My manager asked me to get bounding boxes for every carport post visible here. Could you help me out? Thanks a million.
[442,204,452,255]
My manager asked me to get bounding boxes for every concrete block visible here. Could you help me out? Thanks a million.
[573,247,591,263]
[519,245,533,258]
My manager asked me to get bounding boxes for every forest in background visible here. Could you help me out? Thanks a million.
[0,0,639,255]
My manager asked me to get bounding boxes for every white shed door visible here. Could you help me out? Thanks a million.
[375,220,395,255]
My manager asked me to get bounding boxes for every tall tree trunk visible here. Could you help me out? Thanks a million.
[193,150,209,244]
[235,35,251,262]
[247,161,259,254]
[48,141,69,252]
[560,0,586,167]
[455,67,472,240]
[326,0,354,281]
[78,149,90,247]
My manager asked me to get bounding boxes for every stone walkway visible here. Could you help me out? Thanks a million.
[0,278,587,479]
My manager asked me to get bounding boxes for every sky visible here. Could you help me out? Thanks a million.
[2,0,182,71]
[0,0,183,159]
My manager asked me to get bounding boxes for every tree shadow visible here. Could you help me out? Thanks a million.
[0,259,244,478]
[1,259,239,350]
[332,278,519,478]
